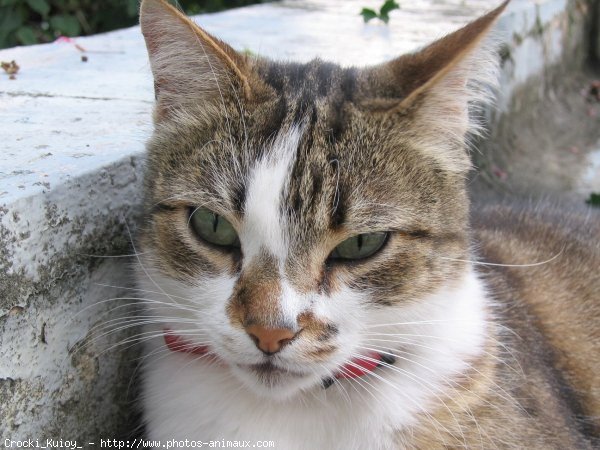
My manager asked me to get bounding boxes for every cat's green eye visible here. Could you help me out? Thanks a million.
[329,232,388,260]
[189,207,240,248]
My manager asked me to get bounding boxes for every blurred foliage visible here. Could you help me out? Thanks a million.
[586,192,600,207]
[0,0,267,49]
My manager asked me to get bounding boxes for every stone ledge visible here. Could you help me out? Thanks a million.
[0,0,588,441]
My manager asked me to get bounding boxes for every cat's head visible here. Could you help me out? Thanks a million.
[138,0,506,400]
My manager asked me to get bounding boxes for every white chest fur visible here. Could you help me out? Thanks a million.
[144,357,397,450]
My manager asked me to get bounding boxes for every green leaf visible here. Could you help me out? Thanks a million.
[0,7,24,33]
[380,0,400,17]
[379,0,400,23]
[0,0,20,6]
[360,8,378,23]
[27,0,50,17]
[16,25,38,45]
[49,14,80,36]
[586,192,600,207]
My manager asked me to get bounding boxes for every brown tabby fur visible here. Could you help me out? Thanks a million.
[396,203,600,448]
[139,0,600,447]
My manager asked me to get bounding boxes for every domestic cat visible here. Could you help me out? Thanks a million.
[137,0,600,448]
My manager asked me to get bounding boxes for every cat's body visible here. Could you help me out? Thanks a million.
[136,1,599,448]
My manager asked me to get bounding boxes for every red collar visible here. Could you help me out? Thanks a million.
[163,330,211,355]
[163,328,394,387]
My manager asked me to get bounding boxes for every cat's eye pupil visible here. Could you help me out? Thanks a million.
[189,207,240,249]
[329,232,387,261]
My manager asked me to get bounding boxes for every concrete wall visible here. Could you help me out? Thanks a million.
[0,0,594,443]
[495,0,592,112]
[1,157,145,441]
[590,0,600,63]
[474,0,598,200]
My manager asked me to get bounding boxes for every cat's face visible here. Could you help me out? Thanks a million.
[138,0,504,399]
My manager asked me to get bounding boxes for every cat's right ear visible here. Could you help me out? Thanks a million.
[140,0,261,120]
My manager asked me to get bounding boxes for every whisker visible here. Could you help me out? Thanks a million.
[356,344,520,416]
[348,352,468,446]
[342,358,455,446]
[124,222,181,308]
[78,251,147,259]
[362,336,521,380]
[93,282,191,300]
[438,246,564,268]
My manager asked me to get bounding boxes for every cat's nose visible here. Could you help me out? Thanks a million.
[245,325,297,355]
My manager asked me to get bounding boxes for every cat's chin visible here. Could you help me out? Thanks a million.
[230,362,319,401]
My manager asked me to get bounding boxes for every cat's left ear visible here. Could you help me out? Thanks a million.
[140,0,265,120]
[360,1,509,173]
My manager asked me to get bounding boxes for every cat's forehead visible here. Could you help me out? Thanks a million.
[241,60,360,152]
[240,117,442,238]
[257,60,357,116]
[149,59,448,228]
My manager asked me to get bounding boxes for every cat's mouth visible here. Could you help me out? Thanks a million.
[242,361,305,378]
[232,360,319,398]
[164,329,396,395]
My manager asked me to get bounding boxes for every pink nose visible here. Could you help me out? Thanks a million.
[245,325,296,355]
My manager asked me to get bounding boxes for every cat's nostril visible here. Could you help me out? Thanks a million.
[245,325,297,355]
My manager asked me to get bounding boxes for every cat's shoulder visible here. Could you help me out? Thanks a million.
[470,199,599,299]
[471,199,600,245]
[470,199,600,437]
[469,198,599,324]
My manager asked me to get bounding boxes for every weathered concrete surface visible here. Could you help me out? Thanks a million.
[0,0,595,442]
[472,68,600,201]
[591,0,600,62]
[473,0,600,201]
[495,0,590,111]
[0,157,145,441]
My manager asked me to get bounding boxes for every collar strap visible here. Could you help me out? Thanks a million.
[163,329,395,388]
[163,329,210,355]
[321,351,396,389]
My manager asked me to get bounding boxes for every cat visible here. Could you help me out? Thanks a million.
[136,0,600,448]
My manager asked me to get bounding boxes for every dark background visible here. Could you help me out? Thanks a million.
[0,0,268,49]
